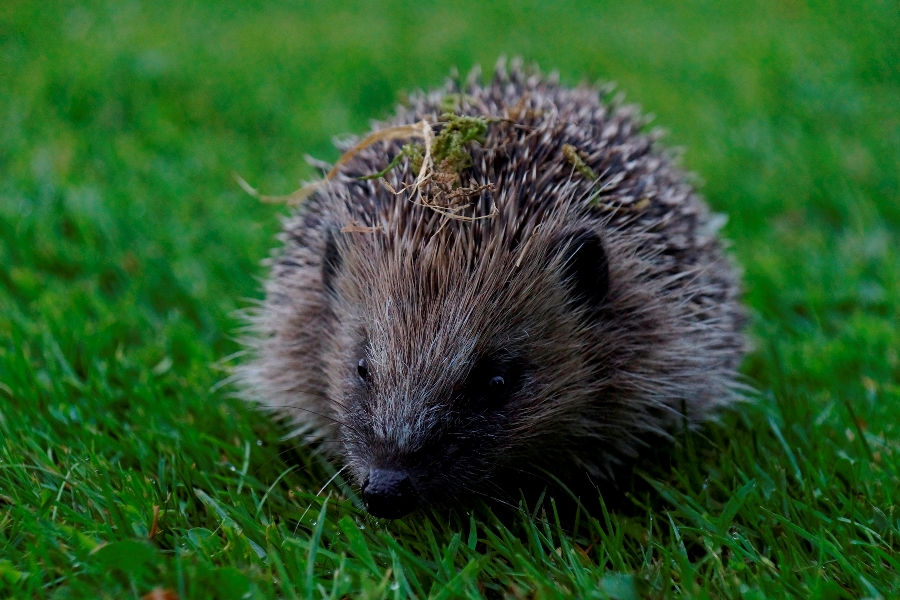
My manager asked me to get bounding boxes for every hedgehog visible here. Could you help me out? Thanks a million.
[238,60,746,519]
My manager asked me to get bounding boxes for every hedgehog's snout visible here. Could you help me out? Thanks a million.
[362,467,417,519]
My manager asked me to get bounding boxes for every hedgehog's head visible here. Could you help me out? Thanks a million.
[318,214,613,518]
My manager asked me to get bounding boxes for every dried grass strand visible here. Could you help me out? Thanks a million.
[235,121,431,206]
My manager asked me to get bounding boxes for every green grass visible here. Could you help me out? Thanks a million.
[1,0,898,597]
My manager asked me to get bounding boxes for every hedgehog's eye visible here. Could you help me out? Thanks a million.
[487,375,507,396]
[475,372,512,406]
[357,358,369,382]
[464,355,520,409]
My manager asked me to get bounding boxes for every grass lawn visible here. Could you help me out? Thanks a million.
[1,0,899,597]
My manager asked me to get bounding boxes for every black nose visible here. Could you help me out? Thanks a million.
[362,468,417,519]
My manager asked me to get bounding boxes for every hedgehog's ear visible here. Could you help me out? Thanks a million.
[322,228,343,295]
[556,229,610,309]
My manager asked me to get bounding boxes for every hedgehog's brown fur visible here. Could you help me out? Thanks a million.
[238,59,746,517]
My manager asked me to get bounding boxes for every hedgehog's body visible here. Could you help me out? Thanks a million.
[240,63,746,519]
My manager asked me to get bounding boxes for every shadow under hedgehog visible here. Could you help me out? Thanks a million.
[237,59,746,519]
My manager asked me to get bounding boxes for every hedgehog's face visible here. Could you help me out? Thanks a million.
[321,225,610,519]
[343,343,525,519]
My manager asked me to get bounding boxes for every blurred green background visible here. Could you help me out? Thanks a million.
[1,0,899,597]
